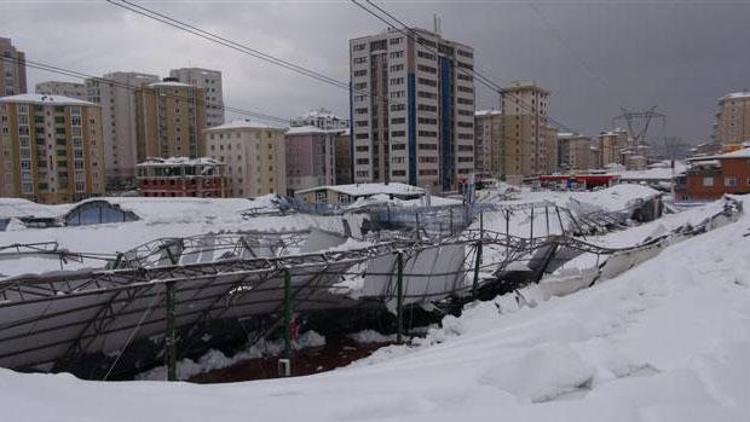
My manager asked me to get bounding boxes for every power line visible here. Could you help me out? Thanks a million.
[350,0,578,133]
[1,55,291,125]
[526,1,630,109]
[104,0,397,106]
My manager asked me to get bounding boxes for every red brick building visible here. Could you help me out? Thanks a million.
[678,148,750,201]
[136,157,227,198]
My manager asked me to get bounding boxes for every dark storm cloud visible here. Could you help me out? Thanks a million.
[2,0,749,142]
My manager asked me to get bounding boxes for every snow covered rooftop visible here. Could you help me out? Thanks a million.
[615,162,687,180]
[206,119,285,131]
[297,108,344,120]
[137,156,223,167]
[719,91,750,101]
[475,109,502,117]
[295,182,425,197]
[285,125,329,135]
[148,81,195,88]
[687,147,750,161]
[0,93,96,106]
[0,198,72,220]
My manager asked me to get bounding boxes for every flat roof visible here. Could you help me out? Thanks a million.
[0,93,96,106]
[295,182,425,197]
[206,119,286,131]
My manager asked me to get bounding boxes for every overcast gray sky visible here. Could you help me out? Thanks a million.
[2,0,749,142]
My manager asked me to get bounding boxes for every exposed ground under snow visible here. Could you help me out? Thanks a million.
[1,198,749,421]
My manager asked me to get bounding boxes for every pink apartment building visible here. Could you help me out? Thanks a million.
[284,126,336,195]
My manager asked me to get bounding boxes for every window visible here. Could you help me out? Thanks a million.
[389,51,403,59]
[703,177,714,187]
[724,176,737,187]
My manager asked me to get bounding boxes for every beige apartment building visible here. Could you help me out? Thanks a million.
[0,94,105,204]
[499,81,551,183]
[543,125,559,174]
[35,81,87,100]
[714,92,750,145]
[86,72,160,187]
[597,128,628,166]
[557,132,592,171]
[349,27,475,192]
[0,37,27,96]
[474,109,503,177]
[135,78,207,162]
[169,67,224,128]
[205,120,286,197]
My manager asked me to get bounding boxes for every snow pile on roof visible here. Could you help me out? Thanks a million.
[285,125,329,135]
[344,193,461,211]
[296,182,425,197]
[712,147,750,159]
[475,109,502,117]
[297,108,344,120]
[206,119,286,131]
[0,198,72,219]
[0,93,95,106]
[719,91,750,101]
[148,81,194,88]
[617,163,687,180]
[137,156,223,167]
[1,197,748,420]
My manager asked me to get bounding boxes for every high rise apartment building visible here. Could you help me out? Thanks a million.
[35,81,87,101]
[85,72,160,186]
[714,92,750,146]
[349,27,475,192]
[134,78,207,162]
[499,81,551,182]
[474,109,503,177]
[0,37,27,96]
[0,94,105,204]
[169,68,224,128]
[205,119,287,197]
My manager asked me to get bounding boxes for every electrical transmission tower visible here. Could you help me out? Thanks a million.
[612,106,666,147]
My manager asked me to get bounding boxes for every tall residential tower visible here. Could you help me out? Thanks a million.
[85,72,160,186]
[0,37,27,96]
[349,27,475,192]
[0,94,105,204]
[134,78,207,162]
[499,81,551,182]
[169,67,224,128]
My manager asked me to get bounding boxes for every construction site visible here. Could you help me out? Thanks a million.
[0,184,742,382]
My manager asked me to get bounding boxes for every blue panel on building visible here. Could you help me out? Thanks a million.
[439,57,454,191]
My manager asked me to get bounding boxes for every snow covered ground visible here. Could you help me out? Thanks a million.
[1,197,748,421]
[0,196,365,278]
